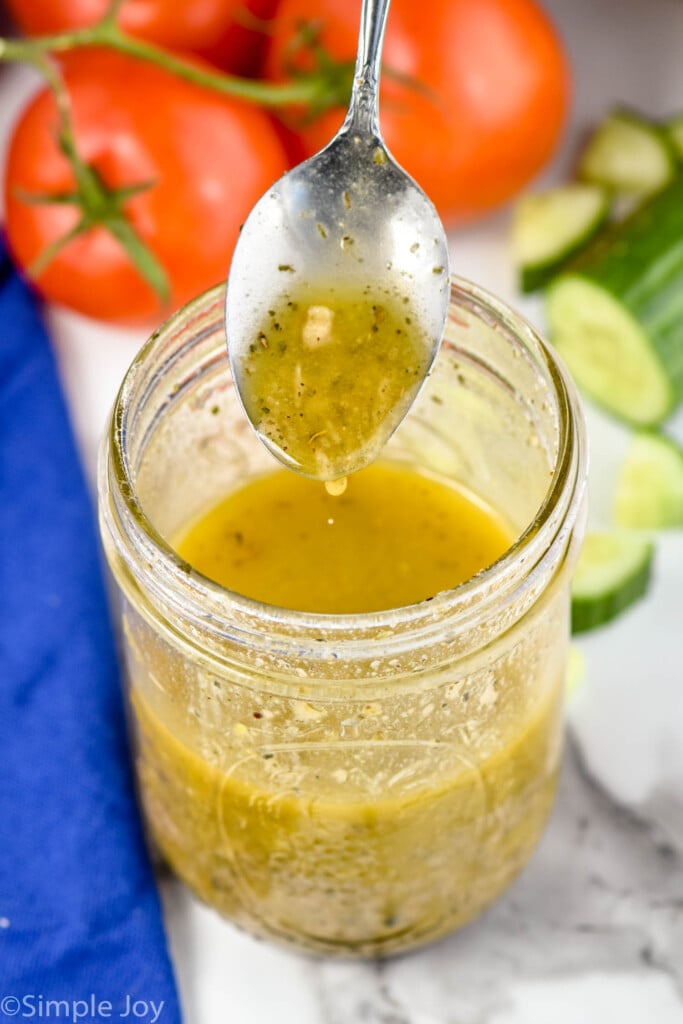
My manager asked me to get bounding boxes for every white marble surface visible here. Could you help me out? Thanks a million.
[3,0,683,1018]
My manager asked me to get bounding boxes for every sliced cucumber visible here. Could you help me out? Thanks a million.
[546,176,683,426]
[614,431,683,528]
[665,113,683,159]
[571,532,654,634]
[511,185,611,293]
[578,108,678,195]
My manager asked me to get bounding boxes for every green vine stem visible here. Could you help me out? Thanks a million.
[0,17,352,110]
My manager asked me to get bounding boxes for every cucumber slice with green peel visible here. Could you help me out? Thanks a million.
[512,185,611,293]
[665,114,683,158]
[546,176,683,426]
[546,278,675,424]
[578,109,678,195]
[571,532,654,634]
[614,431,683,528]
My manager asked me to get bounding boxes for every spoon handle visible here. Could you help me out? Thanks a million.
[344,0,392,137]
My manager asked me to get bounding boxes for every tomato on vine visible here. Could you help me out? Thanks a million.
[264,0,571,224]
[4,49,289,323]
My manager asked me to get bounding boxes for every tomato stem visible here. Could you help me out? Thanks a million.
[6,46,172,305]
[105,215,171,306]
[101,0,126,28]
[26,219,89,279]
[0,24,347,109]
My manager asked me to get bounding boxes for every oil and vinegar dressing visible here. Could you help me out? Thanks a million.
[176,461,513,613]
[235,283,434,481]
[130,461,564,953]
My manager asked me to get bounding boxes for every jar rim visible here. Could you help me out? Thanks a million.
[101,277,587,662]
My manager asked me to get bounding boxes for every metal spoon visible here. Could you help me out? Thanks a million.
[225,0,450,482]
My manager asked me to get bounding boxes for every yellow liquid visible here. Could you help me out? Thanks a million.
[236,285,433,480]
[177,462,512,613]
[130,462,564,955]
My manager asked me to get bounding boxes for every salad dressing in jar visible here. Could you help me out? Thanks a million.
[99,280,587,956]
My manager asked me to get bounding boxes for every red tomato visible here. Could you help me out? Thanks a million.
[4,49,289,323]
[264,0,571,224]
[4,0,278,76]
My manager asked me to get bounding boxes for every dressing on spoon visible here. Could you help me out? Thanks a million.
[238,283,434,483]
[225,0,450,483]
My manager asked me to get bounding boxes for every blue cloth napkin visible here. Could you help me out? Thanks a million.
[0,244,180,1023]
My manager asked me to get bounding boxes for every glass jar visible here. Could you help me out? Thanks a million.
[99,279,587,958]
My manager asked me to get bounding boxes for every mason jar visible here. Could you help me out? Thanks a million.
[98,279,587,957]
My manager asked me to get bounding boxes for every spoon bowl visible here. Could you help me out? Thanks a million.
[226,0,450,480]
